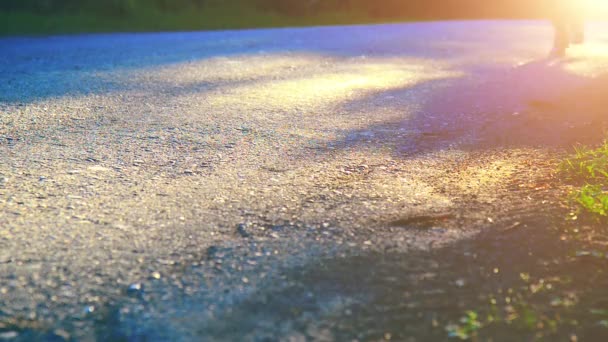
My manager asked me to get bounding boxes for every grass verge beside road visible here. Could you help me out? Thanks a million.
[560,141,608,218]
[444,143,608,340]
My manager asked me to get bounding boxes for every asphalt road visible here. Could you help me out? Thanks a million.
[1,21,608,341]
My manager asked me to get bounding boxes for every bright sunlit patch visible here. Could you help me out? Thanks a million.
[206,58,458,113]
[563,43,608,76]
[585,0,608,18]
[588,0,608,11]
[168,56,461,141]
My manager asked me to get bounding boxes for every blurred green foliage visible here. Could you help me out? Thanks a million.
[0,0,549,17]
[0,0,208,15]
[0,0,553,35]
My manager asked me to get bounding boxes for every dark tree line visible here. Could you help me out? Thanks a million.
[0,0,552,18]
[0,0,209,14]
[260,0,550,18]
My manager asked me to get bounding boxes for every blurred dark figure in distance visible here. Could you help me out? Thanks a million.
[551,0,586,57]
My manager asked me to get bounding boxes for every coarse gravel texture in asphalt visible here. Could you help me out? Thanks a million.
[2,21,608,341]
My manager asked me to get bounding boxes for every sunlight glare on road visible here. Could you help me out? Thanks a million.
[204,57,458,114]
[562,27,608,76]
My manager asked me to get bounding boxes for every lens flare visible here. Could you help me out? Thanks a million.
[585,0,608,17]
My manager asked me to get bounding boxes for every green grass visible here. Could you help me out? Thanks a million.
[575,185,608,217]
[559,141,608,217]
[446,310,483,340]
[0,6,402,36]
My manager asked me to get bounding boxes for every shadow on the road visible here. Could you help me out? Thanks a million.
[112,196,608,341]
[251,209,608,341]
[329,57,608,159]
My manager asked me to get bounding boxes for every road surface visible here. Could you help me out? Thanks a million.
[1,21,608,340]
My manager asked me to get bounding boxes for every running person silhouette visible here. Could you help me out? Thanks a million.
[551,0,586,57]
